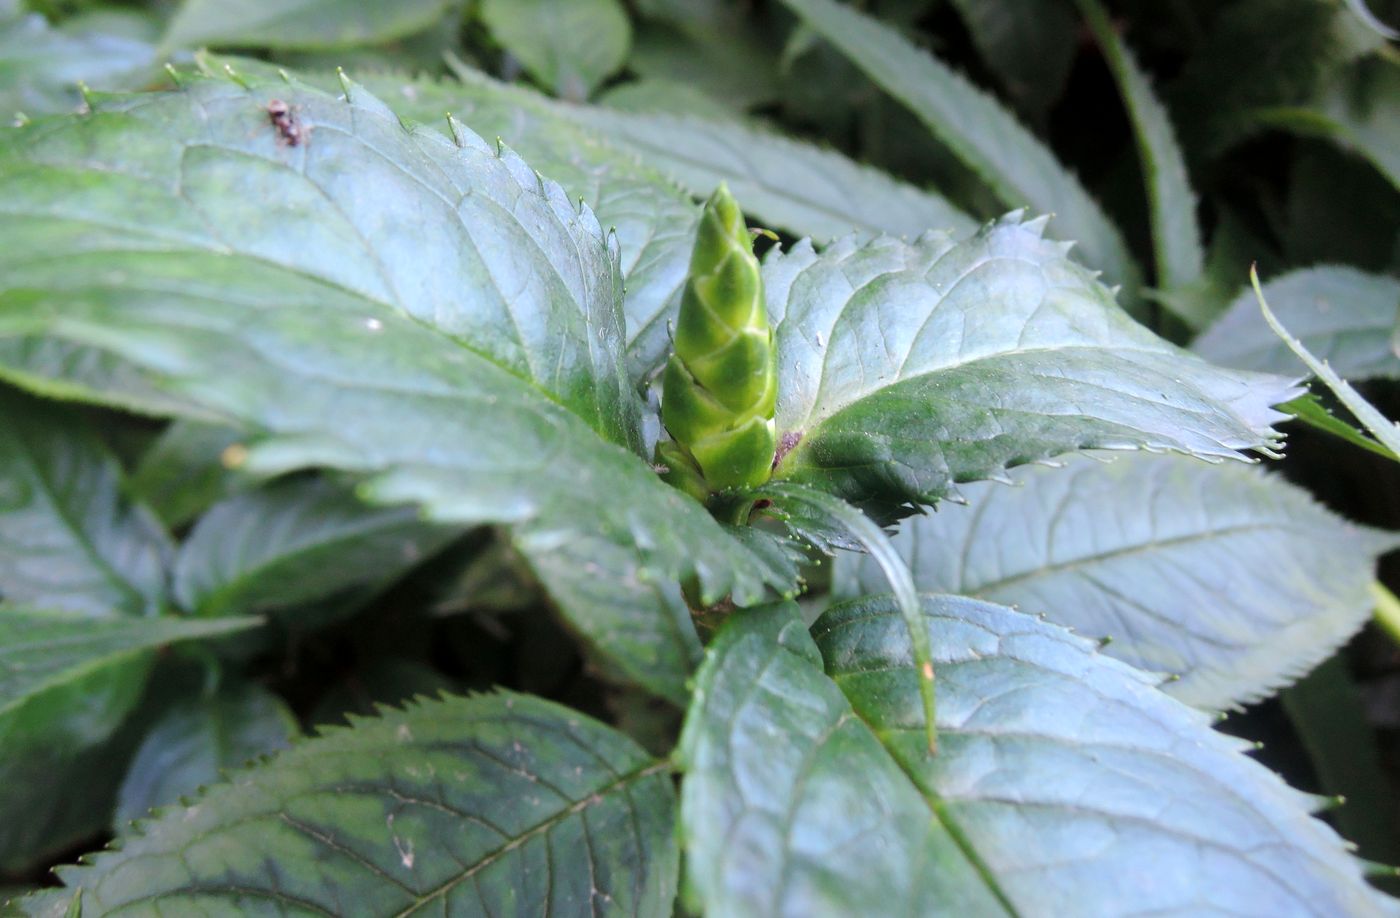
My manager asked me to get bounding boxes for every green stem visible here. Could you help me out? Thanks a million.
[1372,581,1400,645]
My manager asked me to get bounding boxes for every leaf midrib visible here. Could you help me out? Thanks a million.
[392,759,670,917]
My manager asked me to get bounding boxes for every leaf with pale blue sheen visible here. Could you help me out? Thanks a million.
[764,215,1298,519]
[174,476,459,620]
[0,388,171,617]
[21,692,678,917]
[344,64,702,384]
[678,602,1002,917]
[776,0,1141,299]
[837,454,1400,708]
[352,61,975,379]
[1195,266,1400,380]
[0,66,794,703]
[814,595,1396,915]
[114,681,298,827]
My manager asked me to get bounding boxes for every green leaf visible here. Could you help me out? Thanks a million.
[947,0,1076,123]
[626,19,780,112]
[677,602,1002,916]
[1195,266,1400,379]
[804,594,1396,915]
[0,684,168,874]
[1168,0,1360,158]
[437,56,977,243]
[114,681,298,828]
[755,480,937,751]
[162,0,454,52]
[1282,392,1400,461]
[0,607,259,750]
[836,454,1399,708]
[1253,268,1400,457]
[0,67,792,702]
[1255,56,1400,193]
[1284,655,1400,868]
[1077,0,1204,293]
[34,692,679,916]
[173,476,459,620]
[765,216,1297,519]
[776,0,1141,298]
[0,388,171,617]
[128,420,259,528]
[0,6,155,119]
[479,0,630,101]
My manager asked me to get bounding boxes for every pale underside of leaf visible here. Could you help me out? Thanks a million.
[776,0,1141,301]
[837,453,1399,709]
[0,68,793,703]
[1194,266,1400,380]
[30,692,679,917]
[764,217,1298,517]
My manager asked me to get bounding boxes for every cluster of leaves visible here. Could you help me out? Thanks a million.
[2,0,1400,914]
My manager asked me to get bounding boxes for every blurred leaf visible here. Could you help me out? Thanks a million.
[0,389,171,617]
[777,0,1142,300]
[1284,654,1400,867]
[114,681,298,828]
[598,77,732,118]
[949,0,1077,123]
[1256,56,1400,193]
[173,476,459,620]
[836,453,1399,709]
[1282,142,1400,271]
[1078,0,1205,292]
[27,693,679,916]
[438,56,979,242]
[128,420,258,529]
[163,0,454,51]
[1195,266,1400,379]
[0,607,259,751]
[1169,0,1359,157]
[628,18,780,111]
[480,0,629,101]
[0,6,155,118]
[310,657,457,727]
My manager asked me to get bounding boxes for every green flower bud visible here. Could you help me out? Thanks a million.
[661,184,777,492]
